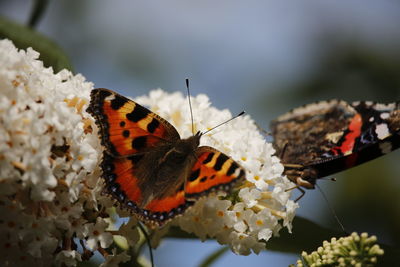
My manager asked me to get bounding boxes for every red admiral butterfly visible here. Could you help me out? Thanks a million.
[271,100,400,198]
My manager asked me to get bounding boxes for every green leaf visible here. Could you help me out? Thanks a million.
[0,16,73,72]
[198,247,229,267]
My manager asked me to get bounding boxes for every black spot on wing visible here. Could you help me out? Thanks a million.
[202,152,214,164]
[227,162,239,176]
[214,153,229,171]
[122,130,130,138]
[97,89,112,99]
[126,104,150,122]
[147,118,160,133]
[200,176,207,183]
[189,169,200,182]
[178,184,185,191]
[110,95,128,110]
[120,121,126,127]
[132,136,147,150]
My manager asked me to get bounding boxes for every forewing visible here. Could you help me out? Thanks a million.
[185,146,246,198]
[87,88,180,157]
[350,101,400,151]
[310,102,400,178]
[270,100,357,165]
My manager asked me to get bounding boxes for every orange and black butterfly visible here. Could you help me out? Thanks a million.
[87,88,245,227]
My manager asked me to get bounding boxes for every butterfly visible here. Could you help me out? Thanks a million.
[87,88,246,227]
[270,99,400,199]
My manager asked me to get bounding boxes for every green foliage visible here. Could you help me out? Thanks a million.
[0,16,73,73]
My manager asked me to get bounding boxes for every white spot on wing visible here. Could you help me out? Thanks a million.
[233,168,241,177]
[105,95,116,101]
[380,112,390,119]
[365,101,373,106]
[379,142,392,154]
[376,123,390,140]
[369,117,374,122]
[375,103,396,111]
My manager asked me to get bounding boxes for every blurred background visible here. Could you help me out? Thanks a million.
[1,0,399,266]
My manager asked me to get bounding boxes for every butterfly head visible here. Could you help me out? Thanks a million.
[161,132,202,166]
[181,131,202,152]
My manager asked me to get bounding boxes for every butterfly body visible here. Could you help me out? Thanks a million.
[133,133,201,207]
[88,88,245,226]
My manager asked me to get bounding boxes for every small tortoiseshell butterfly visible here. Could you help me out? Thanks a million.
[87,88,245,227]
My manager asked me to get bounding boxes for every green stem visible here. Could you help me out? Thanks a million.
[28,0,51,28]
[138,222,154,267]
[199,246,229,267]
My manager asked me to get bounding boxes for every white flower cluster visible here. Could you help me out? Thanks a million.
[0,39,298,266]
[0,39,127,266]
[136,89,298,255]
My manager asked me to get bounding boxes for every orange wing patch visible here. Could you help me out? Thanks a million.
[101,152,143,204]
[185,146,245,197]
[145,191,186,213]
[331,113,363,156]
[88,88,180,157]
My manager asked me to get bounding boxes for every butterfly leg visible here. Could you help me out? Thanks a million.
[279,141,289,161]
[284,184,305,202]
[294,187,305,202]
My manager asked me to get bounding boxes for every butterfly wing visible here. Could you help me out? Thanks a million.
[271,100,400,187]
[348,101,400,153]
[87,88,180,157]
[270,99,357,165]
[101,146,245,227]
[185,146,246,198]
[101,151,192,227]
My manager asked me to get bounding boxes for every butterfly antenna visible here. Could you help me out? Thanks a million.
[254,122,271,137]
[185,78,195,135]
[203,111,245,135]
[138,222,154,267]
[316,184,347,234]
